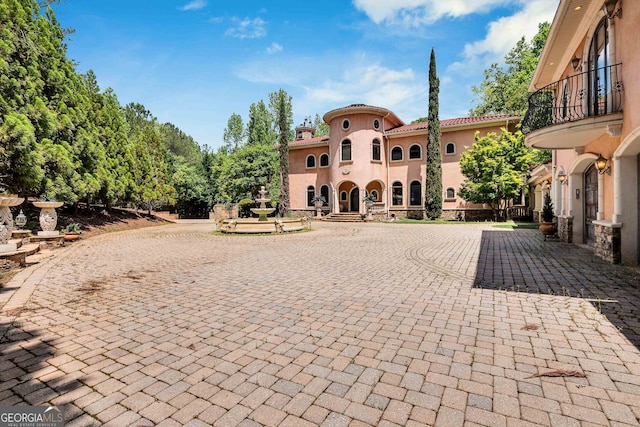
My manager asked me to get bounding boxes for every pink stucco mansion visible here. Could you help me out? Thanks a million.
[288,104,519,219]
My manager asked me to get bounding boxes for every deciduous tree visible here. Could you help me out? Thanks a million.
[458,129,532,221]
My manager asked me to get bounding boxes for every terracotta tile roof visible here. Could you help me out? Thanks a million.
[288,135,330,147]
[387,114,521,134]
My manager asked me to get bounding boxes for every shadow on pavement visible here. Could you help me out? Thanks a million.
[0,311,82,409]
[473,228,640,349]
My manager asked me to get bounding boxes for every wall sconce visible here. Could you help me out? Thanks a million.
[570,55,582,71]
[604,0,622,19]
[557,171,568,185]
[595,154,611,175]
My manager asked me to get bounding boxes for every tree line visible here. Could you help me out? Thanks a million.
[0,0,299,217]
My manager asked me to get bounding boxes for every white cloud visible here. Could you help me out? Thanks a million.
[447,0,557,73]
[225,17,267,39]
[266,42,283,54]
[235,53,427,122]
[179,0,207,11]
[353,0,510,26]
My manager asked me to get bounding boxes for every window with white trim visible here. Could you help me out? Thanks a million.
[392,182,403,206]
[445,142,456,155]
[319,153,329,167]
[372,139,381,161]
[341,139,352,161]
[409,144,421,159]
[391,146,403,161]
[410,181,421,206]
[306,154,316,169]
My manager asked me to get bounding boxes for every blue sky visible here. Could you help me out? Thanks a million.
[53,0,558,149]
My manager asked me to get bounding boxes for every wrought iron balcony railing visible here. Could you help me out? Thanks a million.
[522,63,623,134]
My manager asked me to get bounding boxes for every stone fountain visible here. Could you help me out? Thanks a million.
[218,186,310,234]
[0,195,25,253]
[251,186,276,221]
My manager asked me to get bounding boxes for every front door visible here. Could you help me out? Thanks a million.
[585,165,598,245]
[349,187,359,212]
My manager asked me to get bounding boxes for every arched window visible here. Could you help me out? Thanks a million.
[445,142,456,155]
[306,155,316,168]
[372,139,381,161]
[340,191,347,201]
[320,185,329,205]
[341,139,352,161]
[307,186,315,206]
[409,144,421,159]
[446,188,456,199]
[342,119,350,130]
[370,190,379,201]
[319,153,329,167]
[392,182,403,206]
[391,146,403,161]
[410,181,421,206]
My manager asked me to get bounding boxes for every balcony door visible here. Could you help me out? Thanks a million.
[587,17,610,116]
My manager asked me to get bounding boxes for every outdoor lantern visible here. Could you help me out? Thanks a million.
[557,171,568,185]
[15,209,27,229]
[571,55,581,71]
[595,155,611,175]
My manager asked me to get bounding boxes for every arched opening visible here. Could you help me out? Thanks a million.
[391,146,403,161]
[584,165,598,246]
[320,153,329,167]
[349,187,359,212]
[341,139,352,161]
[306,155,316,169]
[409,144,421,160]
[410,181,421,205]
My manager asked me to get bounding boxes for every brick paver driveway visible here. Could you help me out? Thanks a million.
[1,221,640,426]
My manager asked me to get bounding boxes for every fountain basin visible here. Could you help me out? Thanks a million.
[250,208,276,221]
[218,218,310,234]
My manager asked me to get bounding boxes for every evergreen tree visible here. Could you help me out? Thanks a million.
[425,48,442,220]
[269,89,293,216]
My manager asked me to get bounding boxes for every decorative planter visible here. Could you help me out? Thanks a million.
[0,195,24,251]
[364,201,374,221]
[314,201,324,218]
[64,233,80,242]
[32,201,64,236]
[539,222,557,240]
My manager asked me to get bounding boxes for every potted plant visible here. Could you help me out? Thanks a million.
[539,193,557,238]
[311,195,326,208]
[63,223,81,241]
[363,194,376,221]
[311,195,326,218]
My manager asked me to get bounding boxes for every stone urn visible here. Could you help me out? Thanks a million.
[364,200,374,221]
[32,201,64,236]
[0,195,25,252]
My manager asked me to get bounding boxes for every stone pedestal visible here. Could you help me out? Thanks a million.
[32,201,64,235]
[593,220,622,264]
[558,215,573,243]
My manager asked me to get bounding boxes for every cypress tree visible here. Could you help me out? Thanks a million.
[425,48,443,219]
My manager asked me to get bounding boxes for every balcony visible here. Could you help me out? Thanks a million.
[523,64,624,149]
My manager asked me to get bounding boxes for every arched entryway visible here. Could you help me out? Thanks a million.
[584,165,598,246]
[337,181,359,213]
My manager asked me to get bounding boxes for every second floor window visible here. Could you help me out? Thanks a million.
[341,140,352,161]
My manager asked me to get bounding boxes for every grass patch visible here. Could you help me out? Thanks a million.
[393,217,493,225]
[492,221,539,230]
